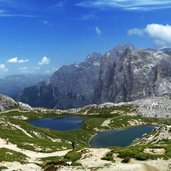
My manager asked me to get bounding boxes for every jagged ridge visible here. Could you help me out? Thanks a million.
[18,44,171,109]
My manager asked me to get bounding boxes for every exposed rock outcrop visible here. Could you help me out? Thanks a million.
[0,93,32,111]
[18,44,171,109]
[18,53,101,109]
[98,45,171,103]
[134,96,171,118]
[0,94,17,111]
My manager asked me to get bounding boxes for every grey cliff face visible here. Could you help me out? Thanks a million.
[18,44,171,109]
[49,53,101,109]
[97,44,134,103]
[98,46,171,103]
[18,53,102,109]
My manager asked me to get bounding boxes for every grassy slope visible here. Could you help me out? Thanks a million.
[102,142,171,162]
[0,148,27,163]
[0,110,93,152]
[0,105,171,166]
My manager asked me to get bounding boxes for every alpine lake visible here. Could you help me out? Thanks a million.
[28,115,155,148]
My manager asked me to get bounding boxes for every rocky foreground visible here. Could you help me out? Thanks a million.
[0,94,171,171]
[0,137,170,171]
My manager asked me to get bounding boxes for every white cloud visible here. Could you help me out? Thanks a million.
[128,28,144,36]
[128,24,171,48]
[145,24,171,45]
[77,0,171,11]
[39,56,50,65]
[7,57,18,63]
[95,26,102,35]
[7,57,28,63]
[0,64,8,72]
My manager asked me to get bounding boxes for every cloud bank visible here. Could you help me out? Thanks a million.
[145,24,171,47]
[77,0,171,11]
[128,23,171,47]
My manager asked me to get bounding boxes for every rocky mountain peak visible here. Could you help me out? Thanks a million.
[18,44,171,109]
[101,44,134,67]
[85,52,102,63]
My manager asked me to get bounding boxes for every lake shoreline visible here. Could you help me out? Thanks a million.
[89,125,156,148]
[28,114,156,148]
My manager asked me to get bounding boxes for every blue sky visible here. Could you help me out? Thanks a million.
[0,0,171,77]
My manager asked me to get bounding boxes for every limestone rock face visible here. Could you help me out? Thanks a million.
[18,44,171,109]
[134,96,171,118]
[18,102,33,111]
[0,94,32,111]
[18,53,102,109]
[98,45,171,103]
[0,94,17,111]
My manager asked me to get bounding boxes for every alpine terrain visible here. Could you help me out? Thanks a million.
[18,44,171,109]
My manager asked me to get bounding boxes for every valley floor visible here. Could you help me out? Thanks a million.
[0,101,171,171]
[0,140,171,171]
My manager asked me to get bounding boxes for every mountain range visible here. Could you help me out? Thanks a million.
[18,44,171,109]
[0,74,49,97]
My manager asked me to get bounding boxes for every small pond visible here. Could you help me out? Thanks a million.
[90,125,155,148]
[28,115,83,131]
